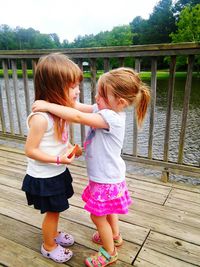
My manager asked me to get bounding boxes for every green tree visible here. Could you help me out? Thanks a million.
[171,4,200,42]
[0,24,16,49]
[170,4,200,70]
[130,16,147,45]
[72,25,132,48]
[130,0,176,44]
[173,0,200,19]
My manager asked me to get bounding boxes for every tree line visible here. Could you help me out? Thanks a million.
[0,0,199,69]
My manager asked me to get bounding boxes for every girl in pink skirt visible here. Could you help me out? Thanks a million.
[32,67,150,267]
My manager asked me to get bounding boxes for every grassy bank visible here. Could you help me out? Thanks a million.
[0,69,199,79]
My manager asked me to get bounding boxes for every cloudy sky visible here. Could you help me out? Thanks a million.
[1,0,159,42]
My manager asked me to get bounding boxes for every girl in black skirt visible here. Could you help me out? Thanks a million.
[22,53,83,263]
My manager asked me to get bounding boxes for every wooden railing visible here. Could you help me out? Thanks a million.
[0,42,200,181]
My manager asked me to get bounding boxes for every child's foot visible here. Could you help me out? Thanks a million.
[55,231,74,246]
[41,244,73,263]
[85,247,118,267]
[92,232,123,247]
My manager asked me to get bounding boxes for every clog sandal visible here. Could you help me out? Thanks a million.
[41,244,73,263]
[85,247,118,267]
[92,232,123,247]
[55,231,74,246]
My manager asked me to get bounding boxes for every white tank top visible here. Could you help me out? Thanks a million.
[26,112,69,178]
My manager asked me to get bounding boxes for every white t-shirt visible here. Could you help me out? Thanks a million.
[26,112,68,178]
[85,104,126,184]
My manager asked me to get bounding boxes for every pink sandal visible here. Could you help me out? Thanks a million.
[55,231,74,246]
[92,232,123,247]
[85,247,118,267]
[41,244,73,263]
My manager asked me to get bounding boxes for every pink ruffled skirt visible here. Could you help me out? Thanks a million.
[82,180,132,216]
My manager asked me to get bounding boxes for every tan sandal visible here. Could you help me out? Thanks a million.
[92,232,123,247]
[85,247,118,267]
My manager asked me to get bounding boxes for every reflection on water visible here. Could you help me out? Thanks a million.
[124,78,200,165]
[0,77,199,183]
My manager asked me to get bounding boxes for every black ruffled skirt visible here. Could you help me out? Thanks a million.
[22,168,74,214]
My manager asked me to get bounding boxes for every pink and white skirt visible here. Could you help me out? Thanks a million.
[82,180,132,216]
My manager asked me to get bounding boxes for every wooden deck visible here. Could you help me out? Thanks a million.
[0,144,200,267]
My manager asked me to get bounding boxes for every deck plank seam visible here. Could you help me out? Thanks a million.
[162,187,173,206]
[131,229,151,266]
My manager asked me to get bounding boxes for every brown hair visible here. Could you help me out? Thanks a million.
[34,53,83,140]
[98,67,150,127]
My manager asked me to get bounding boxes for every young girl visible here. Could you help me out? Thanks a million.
[32,67,150,267]
[22,53,83,263]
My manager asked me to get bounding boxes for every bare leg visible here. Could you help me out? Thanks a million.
[42,211,59,251]
[107,214,120,238]
[91,214,115,255]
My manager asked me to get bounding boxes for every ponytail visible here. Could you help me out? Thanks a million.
[136,86,150,128]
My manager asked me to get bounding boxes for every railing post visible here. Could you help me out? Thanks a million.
[178,55,194,164]
[0,83,6,133]
[2,59,15,135]
[148,57,157,159]
[103,58,110,73]
[11,59,23,136]
[161,167,169,183]
[163,56,176,162]
[78,58,85,145]
[133,58,141,157]
[22,59,31,116]
[90,58,96,104]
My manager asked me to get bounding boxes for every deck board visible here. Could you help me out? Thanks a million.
[0,144,200,267]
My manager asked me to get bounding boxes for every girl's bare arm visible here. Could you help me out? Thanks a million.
[32,101,109,129]
[25,114,74,164]
[74,101,93,113]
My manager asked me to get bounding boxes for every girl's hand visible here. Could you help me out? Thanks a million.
[60,153,75,165]
[32,100,50,112]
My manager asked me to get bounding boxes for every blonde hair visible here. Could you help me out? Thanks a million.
[34,53,83,140]
[98,67,150,127]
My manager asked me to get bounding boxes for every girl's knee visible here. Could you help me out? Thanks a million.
[90,214,106,226]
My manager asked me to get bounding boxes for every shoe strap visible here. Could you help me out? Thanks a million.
[99,247,111,260]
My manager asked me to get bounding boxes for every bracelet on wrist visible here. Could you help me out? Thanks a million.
[56,156,61,165]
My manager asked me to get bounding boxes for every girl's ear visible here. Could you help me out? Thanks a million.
[118,98,129,107]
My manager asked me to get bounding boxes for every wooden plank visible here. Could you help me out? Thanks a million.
[134,247,196,267]
[0,178,148,248]
[1,168,200,236]
[163,56,176,162]
[1,171,200,233]
[0,236,67,267]
[0,144,199,188]
[72,176,168,205]
[0,195,140,264]
[21,59,31,116]
[178,55,194,164]
[0,152,172,206]
[0,176,150,248]
[165,196,200,215]
[90,58,96,104]
[132,198,200,229]
[144,231,200,266]
[0,214,133,267]
[0,83,6,133]
[2,60,14,134]
[148,57,157,159]
[11,59,23,135]
[77,59,85,145]
[123,208,200,246]
[0,42,199,58]
[167,188,200,204]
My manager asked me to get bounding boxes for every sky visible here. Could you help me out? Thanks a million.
[0,0,159,42]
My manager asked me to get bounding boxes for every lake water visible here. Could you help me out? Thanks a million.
[0,77,199,183]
